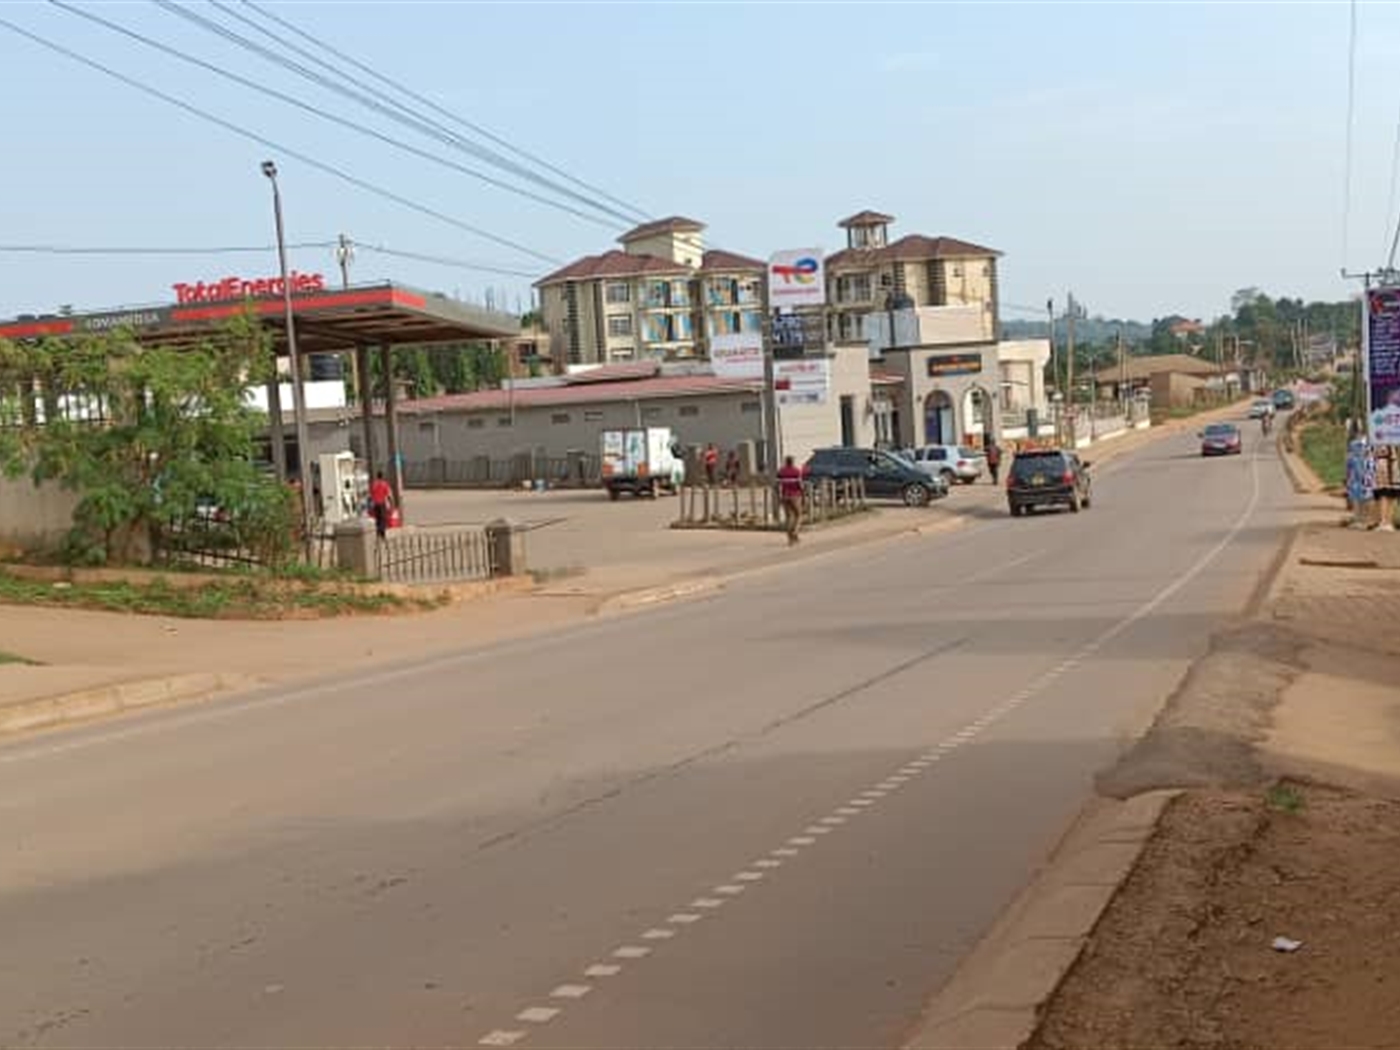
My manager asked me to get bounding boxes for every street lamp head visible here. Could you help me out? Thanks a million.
[260,160,277,179]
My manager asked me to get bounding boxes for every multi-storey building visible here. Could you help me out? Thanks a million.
[825,210,1001,348]
[535,217,764,366]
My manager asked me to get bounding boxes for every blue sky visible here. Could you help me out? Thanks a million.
[1,1,1396,324]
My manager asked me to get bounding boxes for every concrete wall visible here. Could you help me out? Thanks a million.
[0,475,80,552]
[347,391,768,468]
[888,344,1002,448]
[1150,371,1206,409]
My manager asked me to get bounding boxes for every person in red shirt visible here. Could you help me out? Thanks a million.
[368,471,394,539]
[777,455,805,545]
[703,443,720,486]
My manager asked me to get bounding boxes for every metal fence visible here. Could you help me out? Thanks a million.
[152,516,338,573]
[403,453,601,490]
[375,527,495,584]
[674,478,867,531]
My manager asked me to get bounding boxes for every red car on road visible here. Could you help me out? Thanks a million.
[1200,422,1242,456]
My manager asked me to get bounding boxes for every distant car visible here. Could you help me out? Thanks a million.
[1248,399,1276,419]
[1200,422,1243,456]
[900,444,986,485]
[1271,389,1296,411]
[805,447,948,507]
[1007,448,1092,516]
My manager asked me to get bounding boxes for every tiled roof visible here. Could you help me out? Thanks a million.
[400,374,760,414]
[699,248,765,273]
[1091,353,1224,383]
[827,233,1002,269]
[838,209,896,228]
[618,216,706,243]
[534,249,690,286]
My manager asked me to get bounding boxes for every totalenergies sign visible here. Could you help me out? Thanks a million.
[171,271,326,305]
[767,249,825,309]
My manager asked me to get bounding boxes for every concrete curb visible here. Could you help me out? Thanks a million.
[902,790,1180,1050]
[0,672,254,737]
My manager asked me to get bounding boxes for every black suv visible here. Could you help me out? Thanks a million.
[804,447,948,507]
[1007,448,1091,516]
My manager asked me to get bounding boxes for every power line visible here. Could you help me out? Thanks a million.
[1343,0,1358,269]
[0,240,542,278]
[50,1,618,231]
[0,241,334,255]
[208,0,647,227]
[238,0,650,224]
[0,14,562,266]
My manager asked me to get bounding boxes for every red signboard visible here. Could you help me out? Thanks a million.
[171,271,326,304]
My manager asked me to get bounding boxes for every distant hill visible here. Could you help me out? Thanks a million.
[1002,317,1153,346]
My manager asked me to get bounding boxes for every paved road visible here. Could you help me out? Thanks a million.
[0,422,1299,1049]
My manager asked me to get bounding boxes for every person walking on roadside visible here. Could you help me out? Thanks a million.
[703,443,719,486]
[724,449,742,487]
[985,439,1002,485]
[777,455,805,546]
[369,470,394,540]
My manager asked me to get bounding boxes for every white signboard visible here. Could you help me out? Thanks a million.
[774,358,830,406]
[768,248,826,309]
[709,333,764,380]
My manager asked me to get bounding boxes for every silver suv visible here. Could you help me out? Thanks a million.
[900,444,986,485]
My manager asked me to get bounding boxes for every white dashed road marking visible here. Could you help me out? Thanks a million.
[474,451,1263,1046]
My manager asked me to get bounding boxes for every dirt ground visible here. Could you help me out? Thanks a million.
[1029,784,1400,1050]
[1028,521,1400,1050]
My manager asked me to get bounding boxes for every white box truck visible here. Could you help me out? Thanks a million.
[600,426,686,500]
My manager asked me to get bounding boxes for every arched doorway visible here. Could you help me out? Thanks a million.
[964,386,992,445]
[924,390,955,446]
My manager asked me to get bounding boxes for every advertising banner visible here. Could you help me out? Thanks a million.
[774,358,830,406]
[926,352,984,378]
[1364,286,1400,445]
[709,333,764,380]
[768,249,826,309]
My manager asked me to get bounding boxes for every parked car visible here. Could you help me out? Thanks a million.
[1271,389,1296,411]
[1006,448,1092,516]
[1200,422,1243,456]
[1248,398,1276,419]
[805,447,948,507]
[900,444,986,485]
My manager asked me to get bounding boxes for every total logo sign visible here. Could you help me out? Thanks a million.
[171,271,327,305]
[767,248,826,308]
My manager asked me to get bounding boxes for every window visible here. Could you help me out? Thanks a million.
[644,280,669,308]
[880,272,893,289]
[584,410,604,422]
[678,405,699,418]
[551,412,571,425]
[740,310,762,333]
[607,315,633,338]
[837,273,872,304]
[467,417,485,429]
[642,406,663,419]
[497,416,513,427]
[670,280,692,307]
[605,282,631,304]
[951,265,963,278]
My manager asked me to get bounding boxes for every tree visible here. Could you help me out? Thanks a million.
[0,316,294,566]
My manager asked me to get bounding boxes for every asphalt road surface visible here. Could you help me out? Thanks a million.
[0,422,1300,1049]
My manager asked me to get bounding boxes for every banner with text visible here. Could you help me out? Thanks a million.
[767,249,826,309]
[709,333,764,380]
[1364,286,1400,445]
[774,358,830,406]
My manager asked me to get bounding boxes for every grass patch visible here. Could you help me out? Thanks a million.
[0,651,29,665]
[1299,421,1347,489]
[0,571,442,620]
[1266,782,1306,815]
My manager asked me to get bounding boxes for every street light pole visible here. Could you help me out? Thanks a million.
[261,160,316,554]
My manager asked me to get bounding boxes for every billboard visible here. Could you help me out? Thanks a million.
[774,358,830,406]
[1364,286,1400,445]
[710,333,764,380]
[926,352,985,378]
[768,249,826,309]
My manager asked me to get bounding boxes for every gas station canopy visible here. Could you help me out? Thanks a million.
[0,280,521,354]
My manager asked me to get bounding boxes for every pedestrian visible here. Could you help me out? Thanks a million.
[1346,438,1377,528]
[703,442,719,486]
[369,470,394,539]
[985,439,1002,485]
[777,455,805,546]
[725,449,741,487]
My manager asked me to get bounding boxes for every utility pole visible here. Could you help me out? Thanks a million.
[336,233,354,289]
[1117,328,1126,409]
[1066,292,1076,445]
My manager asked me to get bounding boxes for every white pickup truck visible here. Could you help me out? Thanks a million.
[600,426,686,499]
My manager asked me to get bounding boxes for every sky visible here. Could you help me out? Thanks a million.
[1,1,1398,326]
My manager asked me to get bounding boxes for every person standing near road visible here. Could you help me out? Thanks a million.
[368,470,394,540]
[724,449,742,487]
[985,439,1002,485]
[777,455,805,546]
[704,443,719,486]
